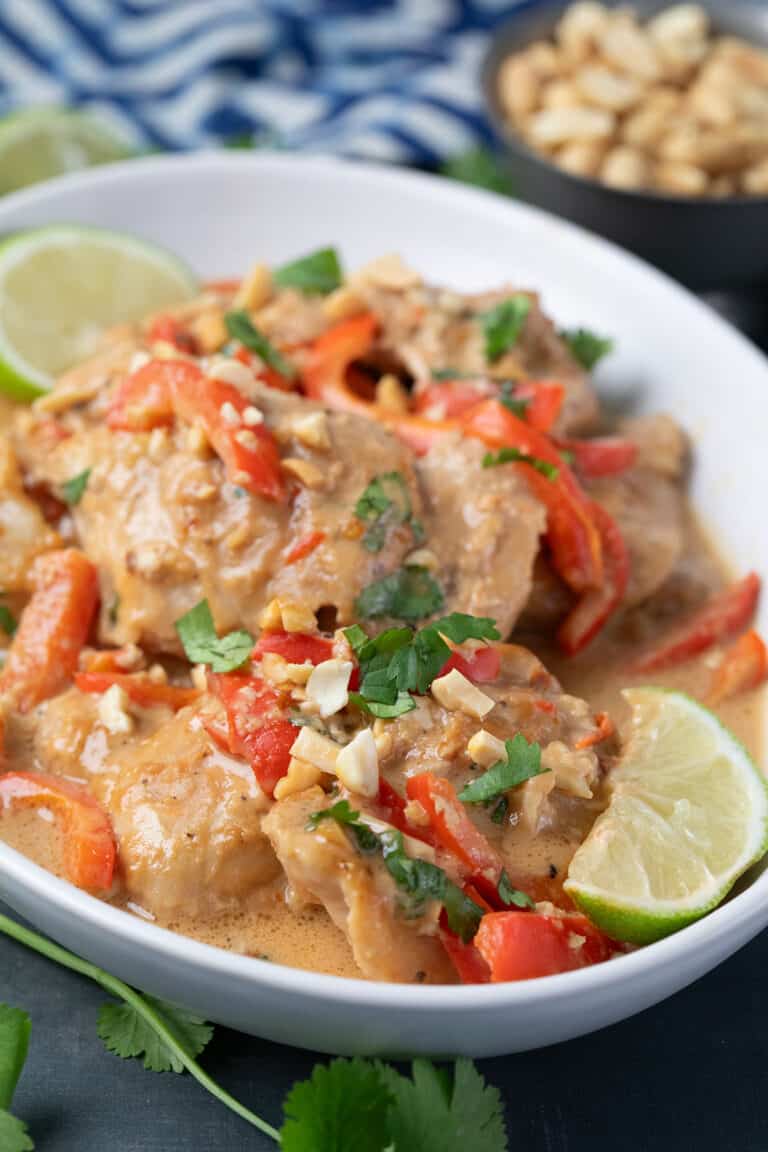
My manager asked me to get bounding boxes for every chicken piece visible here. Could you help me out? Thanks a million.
[263,787,455,983]
[417,436,546,637]
[0,436,60,593]
[19,382,423,652]
[358,279,599,434]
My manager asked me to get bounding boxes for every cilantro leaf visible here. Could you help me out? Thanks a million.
[281,1057,393,1152]
[431,367,479,381]
[0,605,16,637]
[460,734,547,804]
[498,869,535,910]
[355,567,444,622]
[274,247,343,295]
[348,690,416,719]
[380,1058,508,1152]
[355,471,417,553]
[175,599,253,673]
[224,310,297,379]
[482,447,558,480]
[306,799,360,831]
[97,995,213,1074]
[481,296,531,362]
[431,613,500,645]
[561,327,613,371]
[499,381,530,418]
[441,147,515,198]
[61,468,91,506]
[0,1111,33,1151]
[0,1005,30,1112]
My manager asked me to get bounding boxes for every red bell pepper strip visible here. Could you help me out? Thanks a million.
[376,778,435,847]
[147,315,198,354]
[512,380,565,433]
[462,399,603,592]
[439,906,492,984]
[413,381,490,421]
[707,629,768,706]
[303,313,379,414]
[205,673,295,795]
[557,502,630,655]
[170,363,286,502]
[74,672,200,711]
[574,711,615,751]
[406,772,502,882]
[440,646,501,684]
[107,358,191,432]
[284,530,326,565]
[0,549,99,713]
[0,771,115,891]
[557,436,637,479]
[632,572,761,673]
[475,910,614,981]
[252,631,333,666]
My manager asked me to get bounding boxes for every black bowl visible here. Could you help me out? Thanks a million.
[483,0,768,292]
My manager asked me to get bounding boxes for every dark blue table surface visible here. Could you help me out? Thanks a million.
[3,296,767,1151]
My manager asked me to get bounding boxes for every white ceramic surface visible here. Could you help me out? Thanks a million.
[0,153,766,1058]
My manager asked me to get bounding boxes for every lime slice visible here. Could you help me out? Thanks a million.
[0,227,198,400]
[0,108,133,196]
[565,687,768,945]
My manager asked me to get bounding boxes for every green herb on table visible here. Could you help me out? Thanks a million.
[560,328,613,372]
[441,147,515,199]
[61,468,91,506]
[274,247,343,295]
[354,471,423,553]
[175,599,253,673]
[482,447,558,480]
[0,913,508,1150]
[307,803,484,941]
[460,734,547,805]
[0,1003,33,1151]
[224,310,297,379]
[346,612,500,718]
[0,604,17,638]
[480,296,531,363]
[355,566,444,622]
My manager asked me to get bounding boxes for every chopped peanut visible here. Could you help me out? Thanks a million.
[281,457,325,489]
[233,263,272,312]
[431,669,495,720]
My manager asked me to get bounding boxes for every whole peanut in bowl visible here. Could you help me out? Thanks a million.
[483,0,768,291]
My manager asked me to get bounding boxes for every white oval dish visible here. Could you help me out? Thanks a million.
[0,152,766,1058]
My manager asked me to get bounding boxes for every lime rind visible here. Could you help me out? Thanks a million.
[0,108,134,197]
[565,687,768,945]
[0,225,198,397]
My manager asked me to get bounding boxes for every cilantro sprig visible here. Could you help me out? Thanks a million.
[308,801,484,941]
[482,447,558,480]
[224,310,297,379]
[459,733,547,805]
[0,1003,33,1151]
[0,604,17,638]
[346,613,500,719]
[0,912,508,1149]
[61,468,91,506]
[355,566,444,622]
[560,327,613,372]
[481,295,531,362]
[354,471,424,553]
[274,247,342,295]
[175,599,253,673]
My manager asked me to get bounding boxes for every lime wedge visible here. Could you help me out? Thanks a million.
[565,687,768,944]
[0,227,198,400]
[0,108,133,196]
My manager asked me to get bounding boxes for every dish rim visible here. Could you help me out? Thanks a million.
[0,148,766,1010]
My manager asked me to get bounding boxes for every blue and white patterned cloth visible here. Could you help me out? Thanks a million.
[0,0,527,166]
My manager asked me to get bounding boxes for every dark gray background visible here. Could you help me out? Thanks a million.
[4,297,767,1150]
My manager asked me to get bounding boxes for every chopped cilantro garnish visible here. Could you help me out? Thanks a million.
[108,596,120,627]
[224,310,297,379]
[430,367,478,381]
[345,613,499,720]
[498,869,536,910]
[61,468,91,506]
[561,327,613,371]
[482,447,558,479]
[460,734,547,805]
[499,381,530,418]
[488,796,508,825]
[480,295,531,362]
[307,804,484,941]
[174,599,253,673]
[274,247,342,295]
[354,472,422,553]
[355,566,444,622]
[0,605,17,638]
